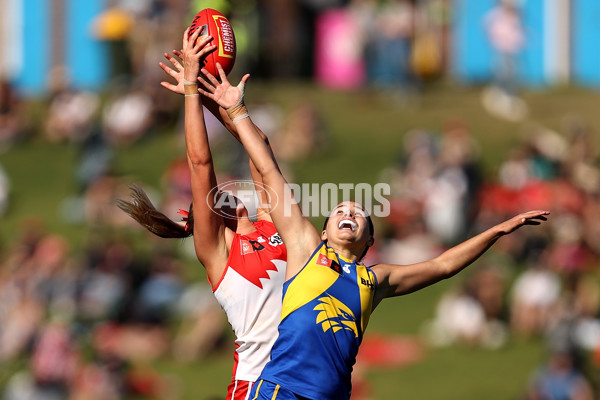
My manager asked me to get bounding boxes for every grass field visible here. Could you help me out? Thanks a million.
[1,81,599,399]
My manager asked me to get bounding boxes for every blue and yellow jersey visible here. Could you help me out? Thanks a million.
[258,242,377,400]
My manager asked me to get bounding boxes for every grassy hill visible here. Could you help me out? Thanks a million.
[1,81,599,399]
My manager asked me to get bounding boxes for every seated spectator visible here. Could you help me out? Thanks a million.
[271,101,326,161]
[44,78,100,143]
[526,347,593,400]
[102,80,154,147]
[0,79,27,150]
[424,262,509,349]
[83,174,132,228]
[30,319,78,399]
[160,156,192,224]
[424,285,489,347]
[131,252,183,325]
[172,282,227,362]
[0,162,10,216]
[511,261,562,338]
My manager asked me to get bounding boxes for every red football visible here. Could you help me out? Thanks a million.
[188,8,236,77]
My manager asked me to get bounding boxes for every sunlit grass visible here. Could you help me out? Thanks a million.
[2,81,599,398]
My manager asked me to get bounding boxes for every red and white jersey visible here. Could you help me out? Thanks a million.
[211,220,287,383]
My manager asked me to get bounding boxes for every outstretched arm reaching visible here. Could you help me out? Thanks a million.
[198,64,321,277]
[371,210,550,308]
[160,50,278,221]
[177,28,231,280]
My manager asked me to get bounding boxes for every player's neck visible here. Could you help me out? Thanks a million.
[327,243,359,263]
[235,217,256,235]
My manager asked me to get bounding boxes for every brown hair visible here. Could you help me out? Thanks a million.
[116,184,193,239]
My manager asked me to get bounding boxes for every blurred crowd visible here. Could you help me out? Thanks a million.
[0,58,330,400]
[3,89,600,399]
[0,218,232,400]
[369,114,600,398]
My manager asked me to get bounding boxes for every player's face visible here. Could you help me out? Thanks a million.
[324,202,371,246]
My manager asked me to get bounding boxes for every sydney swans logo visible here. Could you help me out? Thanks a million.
[313,295,358,337]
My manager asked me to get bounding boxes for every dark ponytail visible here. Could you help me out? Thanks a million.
[116,184,193,239]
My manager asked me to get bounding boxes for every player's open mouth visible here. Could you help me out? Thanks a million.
[338,220,357,231]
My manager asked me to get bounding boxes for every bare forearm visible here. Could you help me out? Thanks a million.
[380,226,504,299]
[184,96,213,165]
[204,96,280,172]
[376,210,549,300]
[435,225,503,277]
[438,210,549,277]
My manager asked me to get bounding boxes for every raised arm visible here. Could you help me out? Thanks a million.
[160,50,277,221]
[177,28,231,277]
[371,210,550,307]
[198,65,321,277]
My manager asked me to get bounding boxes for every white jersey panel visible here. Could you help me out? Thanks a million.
[214,258,286,381]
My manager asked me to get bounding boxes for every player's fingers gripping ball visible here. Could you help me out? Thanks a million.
[188,8,236,77]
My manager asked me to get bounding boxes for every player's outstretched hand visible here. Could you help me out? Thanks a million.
[182,27,216,82]
[198,63,250,110]
[496,210,550,235]
[159,50,185,95]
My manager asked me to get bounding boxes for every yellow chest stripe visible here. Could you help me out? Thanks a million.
[280,248,338,321]
[355,265,375,331]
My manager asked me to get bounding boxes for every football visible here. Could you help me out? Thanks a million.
[188,8,236,77]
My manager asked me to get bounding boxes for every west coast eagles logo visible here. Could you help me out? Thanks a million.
[313,295,358,338]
